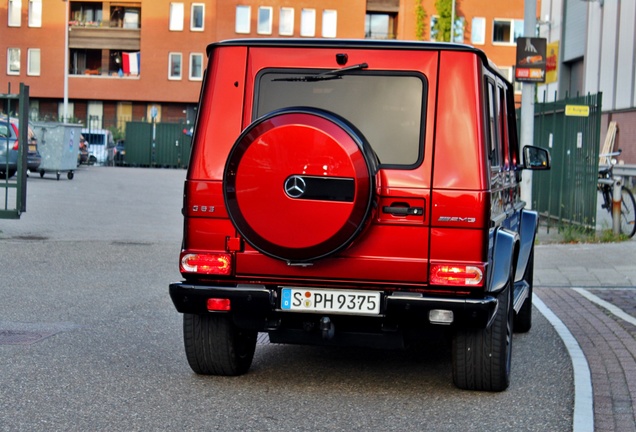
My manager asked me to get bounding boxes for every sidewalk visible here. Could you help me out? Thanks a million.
[534,237,636,432]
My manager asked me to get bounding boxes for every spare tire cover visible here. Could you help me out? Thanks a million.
[224,107,377,262]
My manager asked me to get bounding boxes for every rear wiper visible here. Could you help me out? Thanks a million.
[273,63,369,82]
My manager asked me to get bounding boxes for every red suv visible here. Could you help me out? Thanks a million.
[170,39,550,391]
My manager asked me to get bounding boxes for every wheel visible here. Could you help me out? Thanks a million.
[39,170,45,178]
[67,171,74,180]
[514,248,534,333]
[452,281,514,392]
[183,313,257,376]
[56,172,60,181]
[0,169,16,179]
[223,107,378,263]
[620,187,636,238]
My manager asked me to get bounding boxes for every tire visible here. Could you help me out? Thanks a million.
[67,172,74,180]
[39,170,45,178]
[0,169,16,179]
[620,187,636,238]
[452,282,514,392]
[223,107,378,263]
[514,248,534,333]
[183,313,257,376]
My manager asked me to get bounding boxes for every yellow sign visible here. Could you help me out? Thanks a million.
[565,105,589,117]
[546,41,559,84]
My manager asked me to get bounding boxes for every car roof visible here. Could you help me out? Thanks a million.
[207,38,510,88]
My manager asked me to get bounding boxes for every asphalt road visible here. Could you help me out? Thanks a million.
[1,166,573,431]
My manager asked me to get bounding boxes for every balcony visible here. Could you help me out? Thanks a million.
[69,27,140,51]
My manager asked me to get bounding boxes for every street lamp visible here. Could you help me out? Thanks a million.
[62,0,69,122]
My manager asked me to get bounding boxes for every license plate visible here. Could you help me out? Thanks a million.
[280,287,381,315]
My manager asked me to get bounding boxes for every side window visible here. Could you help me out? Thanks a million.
[486,80,500,168]
[498,85,510,170]
[505,86,520,168]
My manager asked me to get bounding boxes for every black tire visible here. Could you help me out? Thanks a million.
[514,248,534,333]
[39,170,45,178]
[67,172,74,180]
[183,313,257,376]
[0,169,16,179]
[620,187,636,238]
[452,282,514,392]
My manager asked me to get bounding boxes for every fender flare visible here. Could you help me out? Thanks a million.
[488,228,519,293]
[514,209,539,282]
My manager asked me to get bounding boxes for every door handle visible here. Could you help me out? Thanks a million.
[382,204,424,216]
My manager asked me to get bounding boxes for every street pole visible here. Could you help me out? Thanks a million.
[63,0,69,122]
[520,0,537,208]
[450,0,456,42]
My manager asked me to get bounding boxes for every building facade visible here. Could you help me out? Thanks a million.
[538,0,636,164]
[1,0,528,134]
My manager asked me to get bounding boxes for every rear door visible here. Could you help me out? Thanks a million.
[228,46,438,285]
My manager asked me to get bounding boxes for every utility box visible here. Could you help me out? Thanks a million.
[32,122,82,180]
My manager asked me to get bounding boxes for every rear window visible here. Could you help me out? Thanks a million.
[255,70,426,167]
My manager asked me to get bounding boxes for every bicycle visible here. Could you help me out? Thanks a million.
[598,150,636,238]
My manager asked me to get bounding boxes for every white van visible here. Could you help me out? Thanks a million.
[82,128,114,165]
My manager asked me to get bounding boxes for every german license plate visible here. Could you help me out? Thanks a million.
[280,287,381,315]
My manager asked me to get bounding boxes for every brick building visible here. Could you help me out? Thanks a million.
[1,0,527,133]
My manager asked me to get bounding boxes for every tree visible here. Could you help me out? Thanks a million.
[415,1,427,41]
[432,0,463,42]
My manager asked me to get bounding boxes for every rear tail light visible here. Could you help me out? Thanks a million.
[207,298,231,311]
[12,141,19,151]
[180,252,232,275]
[430,264,484,286]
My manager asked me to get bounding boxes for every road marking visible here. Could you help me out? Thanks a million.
[534,294,594,432]
[573,288,636,326]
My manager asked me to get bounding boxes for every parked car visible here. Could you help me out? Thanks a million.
[169,39,551,391]
[113,140,126,166]
[0,117,41,179]
[82,128,114,165]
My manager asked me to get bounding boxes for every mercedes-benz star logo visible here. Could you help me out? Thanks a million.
[284,175,306,198]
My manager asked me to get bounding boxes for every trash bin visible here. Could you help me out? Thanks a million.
[32,122,81,180]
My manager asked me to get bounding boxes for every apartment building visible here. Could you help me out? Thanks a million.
[1,0,527,132]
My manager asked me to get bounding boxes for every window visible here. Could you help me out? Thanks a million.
[322,10,337,38]
[169,53,182,80]
[28,0,42,27]
[70,2,103,26]
[493,19,524,44]
[300,9,316,37]
[279,7,294,36]
[8,0,22,27]
[257,70,425,166]
[471,17,485,45]
[365,13,391,39]
[431,15,464,42]
[189,53,203,81]
[257,7,272,35]
[486,80,500,167]
[191,3,204,31]
[7,48,20,75]
[27,48,40,76]
[235,5,251,34]
[453,17,465,43]
[169,3,184,31]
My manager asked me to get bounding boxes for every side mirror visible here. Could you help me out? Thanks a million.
[522,145,551,170]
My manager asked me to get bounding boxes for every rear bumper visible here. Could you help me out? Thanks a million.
[169,282,498,330]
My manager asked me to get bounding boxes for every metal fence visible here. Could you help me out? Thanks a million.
[124,121,192,168]
[529,92,603,231]
[1,84,29,219]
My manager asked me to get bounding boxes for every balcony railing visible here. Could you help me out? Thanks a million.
[69,26,140,51]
